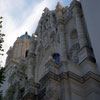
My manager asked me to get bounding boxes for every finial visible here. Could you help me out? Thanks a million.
[25,31,28,35]
[70,0,78,6]
[43,7,49,12]
[56,2,62,9]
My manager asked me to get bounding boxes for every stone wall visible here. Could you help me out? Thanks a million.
[2,0,100,100]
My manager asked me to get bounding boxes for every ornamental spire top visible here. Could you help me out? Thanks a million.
[56,2,62,10]
[43,7,49,12]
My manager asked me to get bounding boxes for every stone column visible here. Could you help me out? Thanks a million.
[27,55,35,80]
[73,2,94,64]
[72,2,99,75]
[26,36,36,80]
[56,3,68,62]
[23,37,37,100]
[74,6,88,48]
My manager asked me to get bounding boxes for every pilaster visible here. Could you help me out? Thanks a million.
[56,3,68,62]
[72,1,96,67]
[73,5,87,48]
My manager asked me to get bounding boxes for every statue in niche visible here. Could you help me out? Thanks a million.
[69,29,80,63]
[45,18,50,30]
[50,31,60,47]
[50,32,56,43]
[35,39,43,55]
[70,50,78,63]
[49,13,56,28]
[35,42,45,64]
[44,88,60,100]
[42,12,55,31]
[41,23,45,31]
[42,34,50,48]
[37,22,42,34]
[38,12,58,48]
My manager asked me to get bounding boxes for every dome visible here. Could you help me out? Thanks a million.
[18,32,31,40]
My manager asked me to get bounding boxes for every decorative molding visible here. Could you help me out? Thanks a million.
[83,71,100,82]
[78,46,96,64]
[39,71,60,84]
[39,71,100,84]
[60,71,84,83]
[22,81,39,100]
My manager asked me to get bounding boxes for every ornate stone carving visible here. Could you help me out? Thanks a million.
[6,47,13,64]
[68,43,80,63]
[2,1,100,100]
[44,88,60,100]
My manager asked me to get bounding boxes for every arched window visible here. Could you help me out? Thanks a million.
[70,29,78,46]
[52,53,60,64]
[69,29,80,63]
[25,50,29,58]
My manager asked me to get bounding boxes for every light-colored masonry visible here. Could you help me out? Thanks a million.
[1,0,100,100]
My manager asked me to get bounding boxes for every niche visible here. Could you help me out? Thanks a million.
[70,29,79,46]
[52,53,60,64]
[25,50,29,58]
[69,29,80,63]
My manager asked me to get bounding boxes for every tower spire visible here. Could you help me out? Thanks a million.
[43,7,49,12]
[56,2,62,10]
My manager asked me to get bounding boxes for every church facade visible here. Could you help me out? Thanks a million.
[2,0,100,100]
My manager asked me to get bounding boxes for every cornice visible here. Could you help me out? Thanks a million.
[39,71,60,84]
[60,71,84,83]
[83,71,100,82]
[39,71,100,84]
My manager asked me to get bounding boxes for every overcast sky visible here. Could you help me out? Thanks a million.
[0,0,72,66]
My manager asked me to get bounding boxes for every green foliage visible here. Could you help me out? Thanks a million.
[0,16,5,100]
[0,67,5,84]
[0,16,5,83]
[0,92,3,100]
[0,67,5,100]
[0,16,5,56]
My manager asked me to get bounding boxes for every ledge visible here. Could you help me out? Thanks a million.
[39,71,60,84]
[39,71,100,84]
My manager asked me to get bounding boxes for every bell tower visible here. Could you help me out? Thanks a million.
[13,32,30,60]
[2,32,31,99]
[6,32,31,64]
